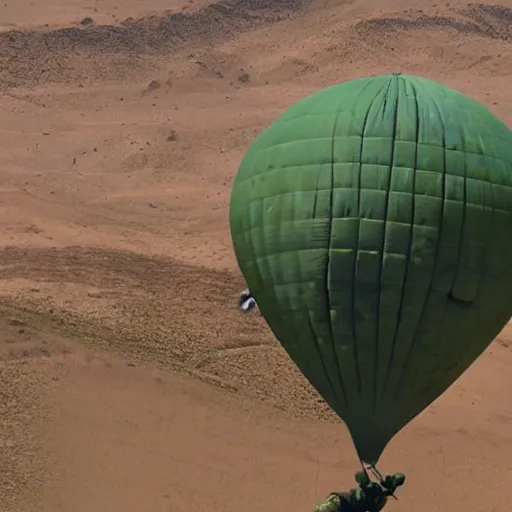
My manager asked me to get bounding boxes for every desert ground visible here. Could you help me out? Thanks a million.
[0,0,511,511]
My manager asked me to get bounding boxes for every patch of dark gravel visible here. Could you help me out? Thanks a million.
[0,0,309,88]
[463,3,512,40]
[355,3,511,42]
[0,0,309,56]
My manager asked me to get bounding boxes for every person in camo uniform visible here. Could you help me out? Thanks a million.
[313,471,405,512]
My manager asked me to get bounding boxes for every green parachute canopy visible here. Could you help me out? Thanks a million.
[229,73,512,465]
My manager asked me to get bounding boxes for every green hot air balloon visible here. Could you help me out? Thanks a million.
[229,73,512,471]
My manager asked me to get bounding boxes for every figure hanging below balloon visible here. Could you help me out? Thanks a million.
[313,471,405,512]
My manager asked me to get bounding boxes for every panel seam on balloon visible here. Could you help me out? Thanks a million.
[448,108,469,302]
[306,167,346,414]
[252,125,512,162]
[237,140,512,184]
[350,92,378,398]
[391,81,449,403]
[382,78,419,396]
[236,153,512,189]
[305,308,345,414]
[237,169,512,196]
[239,189,495,216]
[324,103,349,410]
[373,77,399,413]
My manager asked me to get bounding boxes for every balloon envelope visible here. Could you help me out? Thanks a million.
[229,73,512,464]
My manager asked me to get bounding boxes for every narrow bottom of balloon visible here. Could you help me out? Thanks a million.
[312,467,406,512]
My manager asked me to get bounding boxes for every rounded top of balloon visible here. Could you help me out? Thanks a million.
[229,73,512,465]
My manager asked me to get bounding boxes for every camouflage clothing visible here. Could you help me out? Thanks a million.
[313,493,343,512]
[313,472,405,512]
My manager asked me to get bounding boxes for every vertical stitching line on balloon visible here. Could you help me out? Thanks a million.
[390,81,448,404]
[396,89,469,411]
[373,77,399,412]
[447,117,469,302]
[382,78,419,395]
[351,89,378,396]
[307,163,346,414]
[325,105,349,409]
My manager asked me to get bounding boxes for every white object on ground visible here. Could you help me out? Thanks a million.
[239,288,257,312]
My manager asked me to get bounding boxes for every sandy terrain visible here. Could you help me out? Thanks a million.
[0,0,511,510]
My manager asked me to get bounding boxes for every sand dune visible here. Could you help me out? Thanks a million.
[0,0,511,511]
